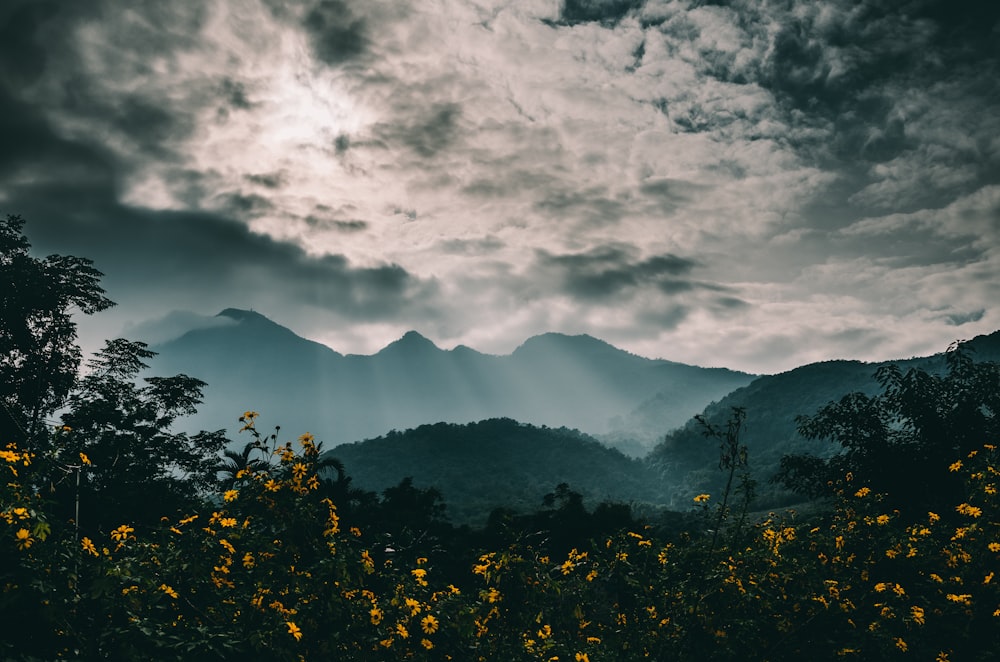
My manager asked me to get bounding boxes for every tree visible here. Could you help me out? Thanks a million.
[775,344,1000,513]
[0,214,114,445]
[47,339,228,533]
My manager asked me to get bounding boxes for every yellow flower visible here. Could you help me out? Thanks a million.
[79,452,91,466]
[243,552,255,568]
[956,503,982,517]
[370,607,383,625]
[895,638,908,652]
[286,621,302,641]
[989,542,1000,552]
[395,623,409,639]
[405,597,422,615]
[159,583,179,599]
[298,432,315,444]
[421,638,433,650]
[537,624,551,639]
[223,490,238,502]
[876,514,890,525]
[15,528,33,550]
[854,487,871,497]
[949,461,962,472]
[945,593,972,605]
[693,493,710,503]
[575,653,590,662]
[412,568,428,585]
[81,536,98,556]
[219,517,238,528]
[910,606,925,625]
[110,524,134,542]
[421,614,439,634]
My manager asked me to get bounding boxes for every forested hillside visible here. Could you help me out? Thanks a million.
[647,334,1000,508]
[326,419,669,525]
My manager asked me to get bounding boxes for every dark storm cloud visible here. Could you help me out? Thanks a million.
[753,1,1000,165]
[371,103,463,159]
[0,83,113,184]
[556,0,643,26]
[945,309,985,327]
[220,78,255,111]
[14,184,428,319]
[109,95,195,156]
[534,245,698,301]
[0,1,59,86]
[302,0,370,65]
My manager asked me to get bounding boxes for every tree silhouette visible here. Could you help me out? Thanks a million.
[48,339,228,533]
[776,343,1000,513]
[0,214,113,446]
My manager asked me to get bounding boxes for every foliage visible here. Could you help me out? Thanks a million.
[5,414,999,660]
[328,418,668,526]
[0,214,114,445]
[37,338,228,534]
[777,344,1000,514]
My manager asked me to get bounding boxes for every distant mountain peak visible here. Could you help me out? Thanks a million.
[513,332,639,360]
[377,330,441,356]
[217,308,272,324]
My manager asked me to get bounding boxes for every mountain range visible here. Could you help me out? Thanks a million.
[144,309,1000,519]
[146,308,755,454]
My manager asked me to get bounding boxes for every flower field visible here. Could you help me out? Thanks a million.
[4,413,997,660]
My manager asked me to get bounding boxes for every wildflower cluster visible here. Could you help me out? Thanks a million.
[2,423,999,660]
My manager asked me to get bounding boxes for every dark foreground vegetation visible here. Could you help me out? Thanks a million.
[3,215,999,660]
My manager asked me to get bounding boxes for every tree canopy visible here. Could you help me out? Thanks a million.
[1,214,114,444]
[776,344,1000,513]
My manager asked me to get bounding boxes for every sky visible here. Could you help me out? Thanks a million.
[2,0,998,374]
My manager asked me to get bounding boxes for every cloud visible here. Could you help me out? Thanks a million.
[301,0,370,65]
[0,2,60,86]
[557,0,643,26]
[2,0,998,373]
[370,103,463,159]
[530,245,708,303]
